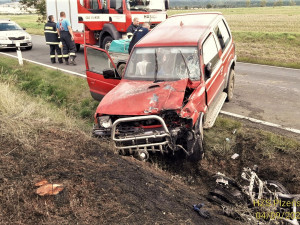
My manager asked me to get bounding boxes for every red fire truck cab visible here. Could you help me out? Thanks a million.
[77,0,169,49]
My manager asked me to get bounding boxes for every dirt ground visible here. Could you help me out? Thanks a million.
[0,119,299,224]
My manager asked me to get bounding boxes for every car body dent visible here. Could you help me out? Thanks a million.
[96,78,189,116]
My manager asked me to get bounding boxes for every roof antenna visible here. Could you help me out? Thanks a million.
[180,21,184,27]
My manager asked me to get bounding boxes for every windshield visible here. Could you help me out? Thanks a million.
[127,0,165,11]
[0,23,22,31]
[125,47,200,81]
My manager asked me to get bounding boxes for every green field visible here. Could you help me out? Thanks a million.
[1,6,300,68]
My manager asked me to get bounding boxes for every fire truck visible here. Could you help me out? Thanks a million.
[46,0,169,50]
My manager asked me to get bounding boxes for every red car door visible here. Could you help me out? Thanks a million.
[84,45,121,101]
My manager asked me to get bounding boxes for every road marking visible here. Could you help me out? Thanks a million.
[0,52,86,78]
[237,62,300,72]
[220,110,300,135]
[2,51,299,135]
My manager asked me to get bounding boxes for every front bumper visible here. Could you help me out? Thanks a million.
[94,115,178,154]
[111,115,171,154]
[0,40,32,49]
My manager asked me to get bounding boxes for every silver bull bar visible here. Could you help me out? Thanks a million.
[111,115,171,153]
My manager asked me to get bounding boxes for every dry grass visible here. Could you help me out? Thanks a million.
[0,82,87,148]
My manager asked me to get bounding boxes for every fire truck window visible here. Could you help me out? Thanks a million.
[87,48,114,74]
[110,0,123,9]
[89,0,99,9]
[202,34,220,78]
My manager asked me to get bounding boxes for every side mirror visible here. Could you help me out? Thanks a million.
[103,69,121,80]
[205,62,212,78]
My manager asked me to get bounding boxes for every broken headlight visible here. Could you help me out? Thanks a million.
[98,116,112,128]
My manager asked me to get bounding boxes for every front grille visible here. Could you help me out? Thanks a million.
[8,36,25,40]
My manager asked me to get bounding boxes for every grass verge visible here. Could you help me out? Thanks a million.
[0,56,99,123]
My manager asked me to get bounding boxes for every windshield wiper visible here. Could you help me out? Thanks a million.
[179,50,191,79]
[154,49,159,83]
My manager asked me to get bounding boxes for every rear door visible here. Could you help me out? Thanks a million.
[85,45,121,101]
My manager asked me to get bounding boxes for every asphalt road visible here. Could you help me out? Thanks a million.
[1,35,300,130]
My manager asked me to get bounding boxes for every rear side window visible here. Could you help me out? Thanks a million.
[203,34,219,66]
[214,20,231,51]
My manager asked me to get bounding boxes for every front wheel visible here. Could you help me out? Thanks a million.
[102,36,113,51]
[188,114,204,162]
[25,46,32,50]
[225,69,235,102]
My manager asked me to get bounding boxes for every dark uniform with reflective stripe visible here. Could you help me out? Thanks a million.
[44,20,63,63]
[57,18,76,64]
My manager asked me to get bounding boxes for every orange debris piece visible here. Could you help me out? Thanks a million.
[35,179,49,187]
[36,183,64,196]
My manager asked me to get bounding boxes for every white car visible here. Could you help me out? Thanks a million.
[0,20,32,50]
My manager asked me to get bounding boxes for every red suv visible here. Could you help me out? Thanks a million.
[84,12,236,161]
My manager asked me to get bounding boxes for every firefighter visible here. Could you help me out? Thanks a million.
[128,22,150,54]
[44,15,63,64]
[126,17,140,38]
[57,11,76,65]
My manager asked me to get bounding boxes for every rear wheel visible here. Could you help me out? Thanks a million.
[25,46,32,50]
[102,36,113,51]
[225,69,235,102]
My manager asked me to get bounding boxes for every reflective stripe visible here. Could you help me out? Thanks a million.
[50,55,56,58]
[69,53,76,56]
[45,26,54,30]
[63,54,69,57]
[44,30,58,34]
[46,42,60,45]
[127,32,133,36]
[57,55,63,58]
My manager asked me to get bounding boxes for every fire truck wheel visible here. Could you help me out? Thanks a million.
[225,69,235,102]
[102,36,113,51]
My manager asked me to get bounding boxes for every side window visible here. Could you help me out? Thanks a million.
[89,0,99,9]
[214,20,231,51]
[110,0,123,9]
[202,34,220,79]
[87,48,115,74]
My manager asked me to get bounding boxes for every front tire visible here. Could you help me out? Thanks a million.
[25,46,32,50]
[188,114,204,162]
[225,69,235,102]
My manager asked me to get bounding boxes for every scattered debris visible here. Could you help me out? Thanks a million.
[231,153,239,160]
[193,203,211,219]
[232,129,237,134]
[208,167,300,225]
[35,179,64,196]
[35,179,49,187]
